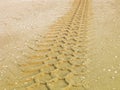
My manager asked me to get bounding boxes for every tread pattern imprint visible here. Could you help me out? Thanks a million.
[3,0,91,90]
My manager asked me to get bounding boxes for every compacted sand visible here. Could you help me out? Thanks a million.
[0,0,120,90]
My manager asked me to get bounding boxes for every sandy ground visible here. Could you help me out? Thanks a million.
[88,0,120,90]
[0,0,72,49]
[0,0,73,89]
[0,0,73,62]
[0,0,120,90]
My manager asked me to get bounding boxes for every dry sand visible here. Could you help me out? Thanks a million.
[0,0,72,49]
[0,0,74,89]
[0,0,120,90]
[88,0,120,90]
[0,0,72,70]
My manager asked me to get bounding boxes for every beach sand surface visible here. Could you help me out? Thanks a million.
[0,0,120,90]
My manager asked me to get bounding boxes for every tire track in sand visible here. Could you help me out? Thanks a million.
[10,0,90,90]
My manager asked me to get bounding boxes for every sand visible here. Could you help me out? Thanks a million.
[0,0,90,89]
[0,0,74,89]
[87,0,120,90]
[0,0,72,49]
[0,0,120,90]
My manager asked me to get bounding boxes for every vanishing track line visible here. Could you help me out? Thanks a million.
[7,0,90,90]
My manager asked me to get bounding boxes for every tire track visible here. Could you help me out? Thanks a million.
[9,0,90,90]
